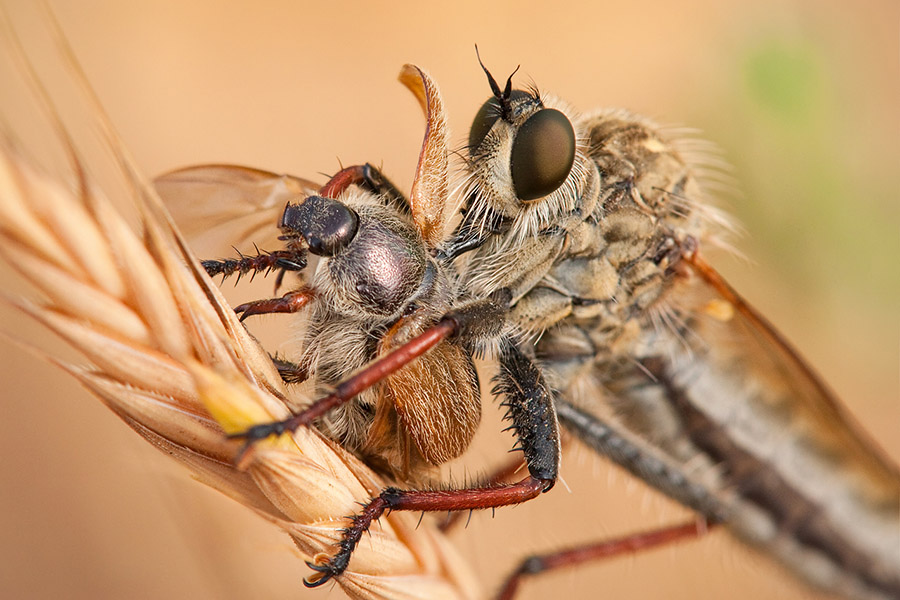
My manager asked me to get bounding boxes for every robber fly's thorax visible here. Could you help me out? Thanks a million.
[456,91,712,356]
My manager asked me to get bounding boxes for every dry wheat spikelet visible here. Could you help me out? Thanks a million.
[0,12,479,600]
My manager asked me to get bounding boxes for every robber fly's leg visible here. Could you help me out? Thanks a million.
[231,292,511,447]
[486,389,728,599]
[230,293,510,445]
[439,433,575,532]
[360,163,410,215]
[233,287,316,322]
[201,248,306,282]
[298,338,560,587]
[495,519,715,600]
[438,456,527,532]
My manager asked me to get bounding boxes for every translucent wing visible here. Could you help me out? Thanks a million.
[680,255,900,490]
[153,164,319,257]
[578,254,900,595]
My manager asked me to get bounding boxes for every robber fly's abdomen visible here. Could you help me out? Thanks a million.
[520,111,900,599]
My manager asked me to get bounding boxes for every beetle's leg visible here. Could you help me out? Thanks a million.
[232,287,316,322]
[495,518,715,600]
[201,163,403,284]
[270,355,309,385]
[201,247,306,282]
[320,163,409,214]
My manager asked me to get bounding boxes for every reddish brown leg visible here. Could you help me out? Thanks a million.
[229,294,508,448]
[300,335,559,586]
[229,318,458,448]
[233,287,315,322]
[319,163,408,213]
[320,164,370,197]
[495,518,716,600]
[438,456,527,532]
[231,296,552,588]
[306,477,551,587]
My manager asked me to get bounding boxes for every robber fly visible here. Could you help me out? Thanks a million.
[156,58,900,600]
[445,58,900,599]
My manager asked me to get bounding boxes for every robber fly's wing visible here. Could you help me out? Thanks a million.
[398,65,450,248]
[678,255,900,492]
[154,164,319,258]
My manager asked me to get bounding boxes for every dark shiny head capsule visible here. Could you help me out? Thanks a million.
[280,195,360,257]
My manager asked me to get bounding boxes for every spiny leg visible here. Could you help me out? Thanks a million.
[202,247,306,282]
[202,164,406,311]
[491,382,729,600]
[225,291,565,585]
[438,433,576,532]
[320,163,409,213]
[438,455,527,532]
[495,518,715,600]
[303,339,561,587]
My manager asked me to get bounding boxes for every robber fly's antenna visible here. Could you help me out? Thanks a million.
[474,45,519,121]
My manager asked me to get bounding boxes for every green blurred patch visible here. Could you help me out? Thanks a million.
[743,38,823,123]
[700,31,900,313]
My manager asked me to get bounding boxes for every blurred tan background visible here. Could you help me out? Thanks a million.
[1,0,897,598]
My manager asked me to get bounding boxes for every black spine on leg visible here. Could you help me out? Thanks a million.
[201,248,307,280]
[493,342,560,487]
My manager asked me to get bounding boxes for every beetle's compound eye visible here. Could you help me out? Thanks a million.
[280,196,359,257]
[510,108,575,201]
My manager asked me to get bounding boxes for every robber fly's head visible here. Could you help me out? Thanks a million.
[459,52,593,245]
[280,193,427,318]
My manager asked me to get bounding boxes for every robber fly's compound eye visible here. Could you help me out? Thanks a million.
[280,195,359,257]
[468,97,502,151]
[468,90,535,151]
[511,108,576,201]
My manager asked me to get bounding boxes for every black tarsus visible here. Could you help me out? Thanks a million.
[439,204,510,261]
